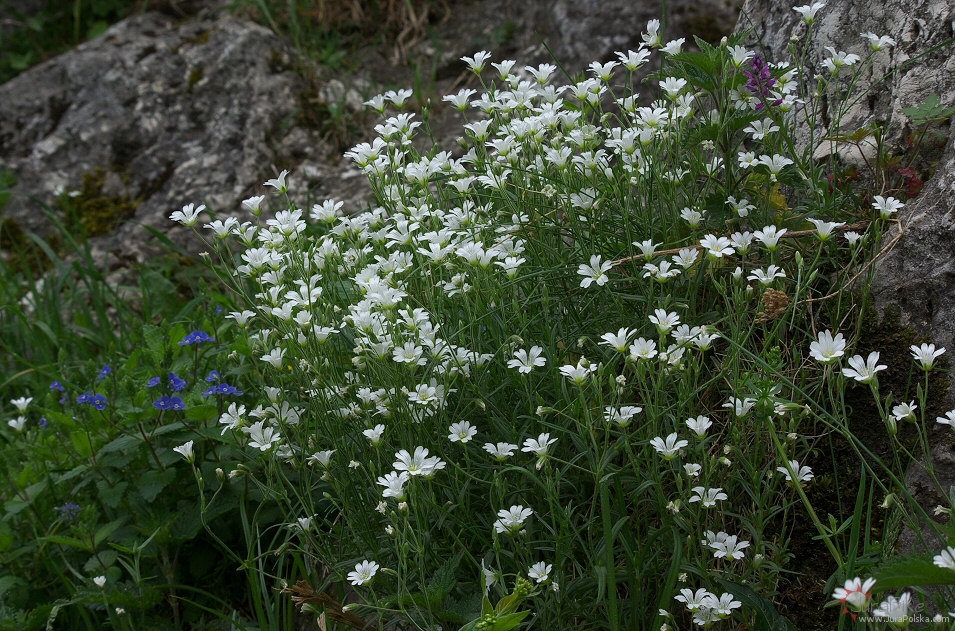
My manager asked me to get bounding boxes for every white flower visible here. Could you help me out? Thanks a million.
[309,449,335,468]
[169,203,205,226]
[807,218,845,240]
[377,471,410,500]
[7,416,26,431]
[685,416,712,438]
[93,576,107,588]
[10,397,32,412]
[699,234,735,258]
[494,505,533,534]
[708,533,750,560]
[892,401,917,422]
[934,546,955,570]
[363,425,385,445]
[684,463,702,477]
[841,352,887,383]
[484,442,518,460]
[793,2,825,23]
[689,486,727,508]
[522,433,557,468]
[604,406,642,427]
[748,265,787,285]
[629,337,658,360]
[244,421,280,451]
[578,255,612,288]
[809,330,846,363]
[911,343,945,370]
[173,440,195,463]
[599,328,633,353]
[661,38,685,55]
[873,592,910,626]
[261,347,286,368]
[650,433,689,460]
[822,47,860,73]
[833,577,876,612]
[264,170,289,192]
[559,359,597,385]
[777,459,814,483]
[937,410,955,429]
[508,346,547,373]
[449,421,478,443]
[754,225,787,250]
[528,561,553,583]
[348,560,380,586]
[724,396,756,417]
[861,32,896,51]
[649,309,681,335]
[462,50,491,73]
[394,446,446,477]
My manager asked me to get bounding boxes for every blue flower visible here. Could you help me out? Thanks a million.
[54,502,82,521]
[50,380,65,392]
[146,376,161,388]
[76,391,106,408]
[201,383,243,397]
[97,365,111,379]
[205,370,221,383]
[168,372,187,392]
[38,417,48,429]
[179,331,215,346]
[153,396,185,411]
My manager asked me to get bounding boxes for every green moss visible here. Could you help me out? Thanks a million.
[186,66,204,92]
[58,168,138,238]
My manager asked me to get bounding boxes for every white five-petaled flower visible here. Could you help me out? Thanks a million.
[10,397,32,412]
[93,576,107,588]
[604,406,642,427]
[494,505,533,534]
[7,416,26,431]
[936,410,955,429]
[808,218,845,240]
[700,234,735,258]
[833,577,876,612]
[462,50,491,73]
[528,561,553,583]
[685,416,712,438]
[522,433,557,469]
[650,433,689,460]
[394,446,446,477]
[892,401,917,422]
[363,424,385,445]
[911,343,945,370]
[934,546,955,570]
[793,2,825,23]
[777,459,814,484]
[748,265,787,285]
[483,442,519,460]
[348,560,380,586]
[377,471,410,500]
[754,225,787,251]
[264,170,289,192]
[841,352,887,383]
[809,330,846,363]
[599,328,634,353]
[578,255,612,288]
[689,486,727,508]
[861,32,896,51]
[873,592,911,625]
[448,421,478,443]
[649,309,681,335]
[872,195,904,218]
[169,203,205,226]
[559,359,597,385]
[508,346,547,373]
[173,440,195,463]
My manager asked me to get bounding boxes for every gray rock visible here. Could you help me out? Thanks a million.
[0,10,341,261]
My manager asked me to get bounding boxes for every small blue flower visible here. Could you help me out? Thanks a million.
[168,373,187,392]
[54,502,82,521]
[201,383,244,397]
[153,396,185,411]
[50,381,65,392]
[91,394,108,411]
[76,391,94,405]
[146,376,161,388]
[97,365,112,379]
[205,370,221,383]
[179,330,215,346]
[215,306,223,315]
[38,417,48,429]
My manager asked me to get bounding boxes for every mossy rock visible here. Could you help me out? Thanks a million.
[58,168,138,238]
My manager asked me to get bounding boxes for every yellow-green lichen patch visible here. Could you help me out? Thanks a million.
[58,168,139,238]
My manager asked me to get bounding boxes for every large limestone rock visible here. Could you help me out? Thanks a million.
[0,8,338,260]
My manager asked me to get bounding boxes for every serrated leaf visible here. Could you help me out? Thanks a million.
[97,480,128,508]
[185,404,218,422]
[715,578,796,631]
[94,518,127,547]
[137,468,177,502]
[872,555,955,590]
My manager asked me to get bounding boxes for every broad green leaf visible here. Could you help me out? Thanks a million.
[490,610,531,631]
[96,480,128,509]
[872,555,955,590]
[137,468,177,502]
